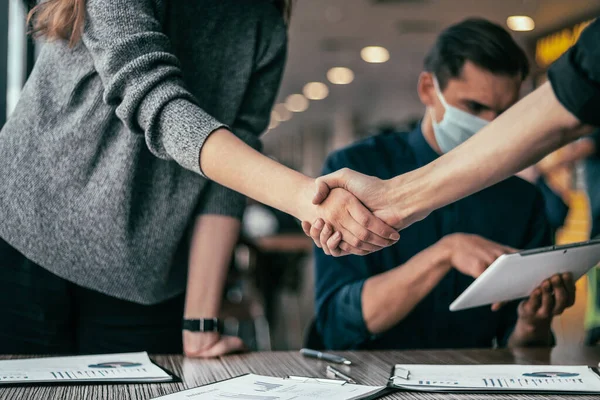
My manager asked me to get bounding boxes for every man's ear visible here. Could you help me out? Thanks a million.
[417,72,435,107]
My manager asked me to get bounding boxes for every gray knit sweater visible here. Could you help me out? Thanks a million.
[0,0,287,304]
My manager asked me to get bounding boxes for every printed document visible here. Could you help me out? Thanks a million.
[390,364,600,393]
[0,352,173,384]
[152,373,385,400]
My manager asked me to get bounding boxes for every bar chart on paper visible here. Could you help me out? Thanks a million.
[390,364,600,393]
[0,352,174,384]
[152,373,385,400]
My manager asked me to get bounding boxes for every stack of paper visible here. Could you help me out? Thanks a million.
[0,352,175,385]
[152,373,386,400]
[389,364,600,394]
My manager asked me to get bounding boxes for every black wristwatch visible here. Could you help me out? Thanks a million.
[182,318,223,333]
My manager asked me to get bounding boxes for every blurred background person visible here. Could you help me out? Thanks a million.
[313,18,575,351]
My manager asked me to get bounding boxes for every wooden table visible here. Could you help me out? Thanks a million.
[1,347,599,399]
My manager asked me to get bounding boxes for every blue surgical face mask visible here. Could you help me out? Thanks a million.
[431,76,489,153]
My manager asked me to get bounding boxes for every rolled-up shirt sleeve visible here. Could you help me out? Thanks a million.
[314,247,373,350]
[82,0,226,176]
[548,19,600,126]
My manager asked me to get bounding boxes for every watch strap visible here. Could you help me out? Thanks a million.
[182,318,223,333]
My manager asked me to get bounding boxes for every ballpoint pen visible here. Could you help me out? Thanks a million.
[326,365,357,384]
[300,348,352,365]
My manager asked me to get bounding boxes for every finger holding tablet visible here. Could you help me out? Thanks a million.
[517,273,576,326]
[450,239,600,312]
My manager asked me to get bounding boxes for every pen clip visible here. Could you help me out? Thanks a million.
[392,366,411,380]
[326,365,357,385]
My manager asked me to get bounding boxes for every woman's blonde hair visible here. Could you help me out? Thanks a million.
[28,0,292,47]
[27,0,86,47]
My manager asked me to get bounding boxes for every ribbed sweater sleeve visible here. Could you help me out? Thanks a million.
[82,0,225,176]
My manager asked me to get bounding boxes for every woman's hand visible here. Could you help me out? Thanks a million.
[183,215,244,358]
[183,331,246,358]
[312,168,429,229]
[199,131,398,256]
[306,169,433,254]
[300,187,399,256]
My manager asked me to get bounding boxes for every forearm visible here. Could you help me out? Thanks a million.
[362,244,450,334]
[508,319,554,348]
[200,129,313,221]
[387,82,590,216]
[184,215,241,318]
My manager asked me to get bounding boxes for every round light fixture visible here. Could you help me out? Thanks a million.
[273,103,292,121]
[506,16,535,32]
[303,82,329,100]
[327,67,355,85]
[361,46,390,63]
[285,94,309,113]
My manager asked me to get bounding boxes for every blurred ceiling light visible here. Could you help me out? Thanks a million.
[303,82,329,100]
[506,16,535,32]
[273,103,292,121]
[271,110,280,122]
[268,112,280,130]
[285,94,309,113]
[361,46,390,63]
[327,67,354,85]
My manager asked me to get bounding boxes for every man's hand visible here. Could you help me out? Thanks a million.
[438,233,515,278]
[313,169,410,229]
[507,273,576,347]
[183,331,245,358]
[307,168,435,254]
[356,233,513,334]
[300,187,399,257]
[517,273,576,327]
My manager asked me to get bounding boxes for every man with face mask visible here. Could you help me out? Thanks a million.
[312,18,576,351]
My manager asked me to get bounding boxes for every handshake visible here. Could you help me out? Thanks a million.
[299,168,431,257]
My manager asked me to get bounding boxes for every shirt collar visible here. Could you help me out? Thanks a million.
[406,122,440,167]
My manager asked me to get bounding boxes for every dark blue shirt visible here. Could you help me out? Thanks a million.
[314,126,552,350]
[536,177,568,231]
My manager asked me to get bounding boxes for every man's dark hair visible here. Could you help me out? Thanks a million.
[424,18,529,90]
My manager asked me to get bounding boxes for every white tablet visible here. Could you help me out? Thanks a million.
[449,239,600,312]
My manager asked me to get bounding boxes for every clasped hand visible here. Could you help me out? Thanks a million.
[299,186,399,256]
[301,168,423,256]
